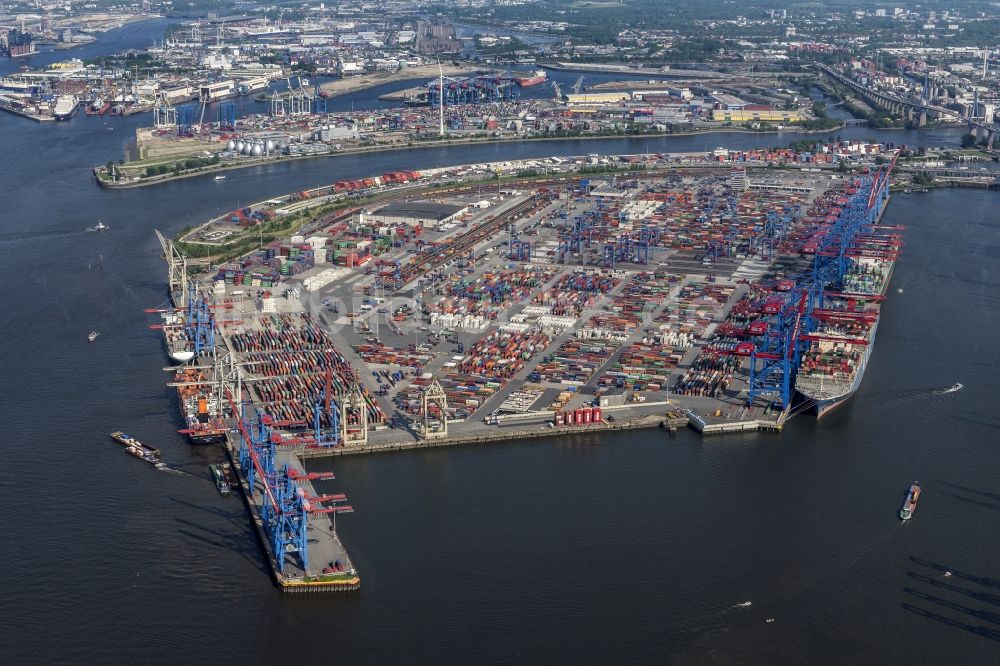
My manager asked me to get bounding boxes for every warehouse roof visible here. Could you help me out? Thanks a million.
[372,201,465,221]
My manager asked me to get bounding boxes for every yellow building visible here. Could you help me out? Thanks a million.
[564,92,632,105]
[711,109,801,123]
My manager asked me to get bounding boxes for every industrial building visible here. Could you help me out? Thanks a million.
[711,107,801,123]
[710,93,749,110]
[363,202,468,230]
[200,80,236,102]
[565,92,632,105]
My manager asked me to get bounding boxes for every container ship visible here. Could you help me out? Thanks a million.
[900,482,921,520]
[795,156,902,418]
[162,311,195,363]
[794,256,896,417]
[515,70,547,87]
[175,367,228,444]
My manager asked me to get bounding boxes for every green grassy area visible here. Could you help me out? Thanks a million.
[175,166,647,265]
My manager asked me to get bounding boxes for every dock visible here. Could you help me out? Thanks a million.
[225,432,361,593]
[0,99,55,122]
[155,148,900,590]
[295,412,693,458]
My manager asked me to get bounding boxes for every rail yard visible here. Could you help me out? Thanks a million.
[155,150,900,590]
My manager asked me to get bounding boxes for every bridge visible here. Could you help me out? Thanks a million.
[818,64,999,146]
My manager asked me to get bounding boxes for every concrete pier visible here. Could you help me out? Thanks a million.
[225,434,361,593]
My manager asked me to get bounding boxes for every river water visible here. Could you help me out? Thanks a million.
[2,20,999,664]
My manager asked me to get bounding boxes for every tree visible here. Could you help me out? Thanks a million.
[960,133,978,149]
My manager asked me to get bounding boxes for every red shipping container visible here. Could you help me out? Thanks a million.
[574,409,584,425]
[582,408,591,424]
[555,412,564,426]
[593,407,602,422]
[564,411,574,425]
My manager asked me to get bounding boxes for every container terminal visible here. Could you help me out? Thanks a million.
[152,150,900,590]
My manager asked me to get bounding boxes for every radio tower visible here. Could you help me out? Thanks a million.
[437,57,445,137]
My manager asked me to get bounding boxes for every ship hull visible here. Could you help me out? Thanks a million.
[168,348,196,364]
[795,191,894,419]
[187,431,227,445]
[517,76,546,87]
[797,317,878,419]
[806,390,854,419]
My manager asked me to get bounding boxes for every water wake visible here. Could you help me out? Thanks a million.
[156,463,190,476]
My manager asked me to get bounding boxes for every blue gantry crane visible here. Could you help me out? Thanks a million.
[177,105,196,136]
[310,370,340,447]
[743,288,810,408]
[232,397,353,574]
[427,74,520,106]
[312,83,327,114]
[217,101,236,130]
[741,155,897,409]
[509,238,532,261]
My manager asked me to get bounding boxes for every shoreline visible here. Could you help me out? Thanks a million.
[296,414,698,459]
[95,122,846,190]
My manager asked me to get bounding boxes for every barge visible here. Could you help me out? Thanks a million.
[109,431,161,465]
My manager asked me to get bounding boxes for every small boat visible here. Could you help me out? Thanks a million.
[88,331,99,342]
[89,221,109,232]
[110,431,161,465]
[900,482,921,520]
[221,462,239,490]
[209,463,231,495]
[214,175,226,181]
[897,288,903,293]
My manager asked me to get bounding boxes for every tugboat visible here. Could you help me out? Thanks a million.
[900,482,921,520]
[109,431,161,466]
[209,463,231,495]
[89,221,109,232]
